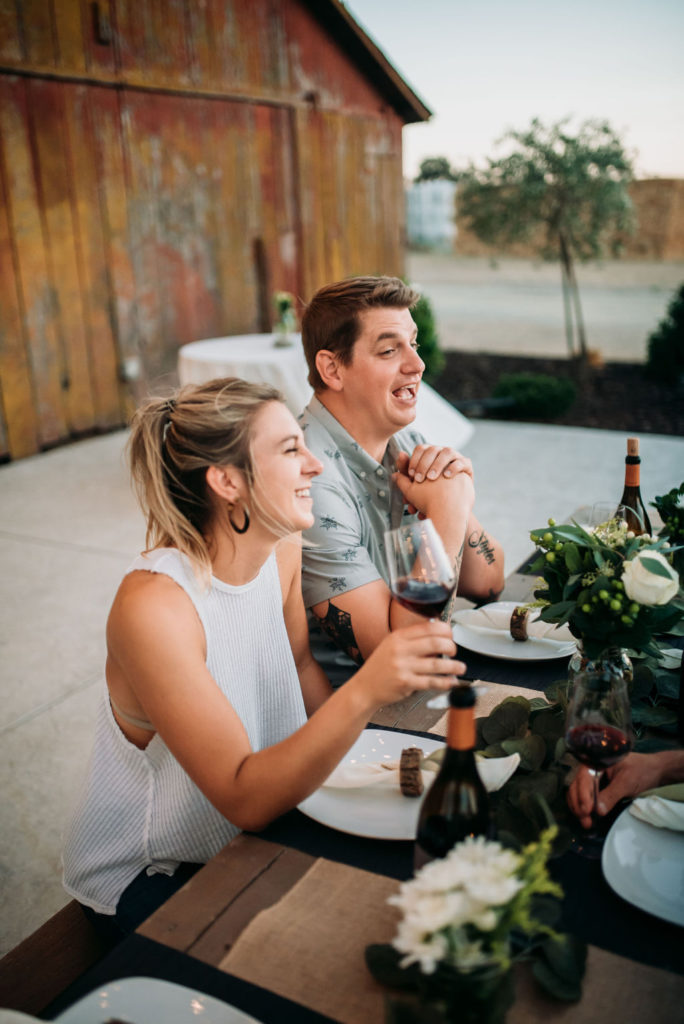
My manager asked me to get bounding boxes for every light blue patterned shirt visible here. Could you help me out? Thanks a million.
[299,396,424,683]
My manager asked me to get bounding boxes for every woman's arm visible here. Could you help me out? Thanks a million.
[277,536,333,715]
[107,571,463,833]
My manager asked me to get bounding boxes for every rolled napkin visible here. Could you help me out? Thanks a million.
[455,604,574,643]
[629,783,684,832]
[322,750,520,793]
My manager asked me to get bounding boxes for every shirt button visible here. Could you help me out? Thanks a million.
[359,471,366,479]
[378,489,386,498]
[376,467,384,477]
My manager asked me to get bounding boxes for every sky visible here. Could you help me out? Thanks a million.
[344,0,684,181]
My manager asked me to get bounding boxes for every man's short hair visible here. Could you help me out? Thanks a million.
[301,276,420,391]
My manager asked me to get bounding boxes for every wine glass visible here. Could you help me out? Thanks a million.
[576,502,629,531]
[384,519,460,709]
[564,663,634,858]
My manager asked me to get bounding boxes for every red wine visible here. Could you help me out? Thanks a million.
[619,437,652,535]
[415,686,491,868]
[392,577,454,618]
[566,723,631,770]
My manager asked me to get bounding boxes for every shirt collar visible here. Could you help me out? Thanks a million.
[306,395,402,479]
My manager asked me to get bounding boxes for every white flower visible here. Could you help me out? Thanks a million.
[622,550,679,606]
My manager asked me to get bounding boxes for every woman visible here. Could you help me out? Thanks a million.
[63,378,462,939]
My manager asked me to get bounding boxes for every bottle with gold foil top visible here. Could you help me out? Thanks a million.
[620,437,652,536]
[414,685,491,870]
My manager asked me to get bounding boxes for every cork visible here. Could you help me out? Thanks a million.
[627,437,640,456]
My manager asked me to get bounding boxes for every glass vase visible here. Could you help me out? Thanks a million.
[272,309,296,347]
[384,963,515,1024]
[568,644,633,694]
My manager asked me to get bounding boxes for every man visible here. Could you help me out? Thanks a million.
[298,276,504,685]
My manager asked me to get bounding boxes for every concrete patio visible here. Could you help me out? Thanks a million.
[1,417,682,955]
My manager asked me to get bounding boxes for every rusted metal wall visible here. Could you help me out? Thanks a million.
[0,0,411,459]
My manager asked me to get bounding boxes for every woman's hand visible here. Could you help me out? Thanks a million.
[351,620,464,708]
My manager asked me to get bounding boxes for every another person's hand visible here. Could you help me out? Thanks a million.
[567,750,684,829]
[353,620,464,707]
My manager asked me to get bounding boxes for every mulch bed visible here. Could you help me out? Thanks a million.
[432,352,684,437]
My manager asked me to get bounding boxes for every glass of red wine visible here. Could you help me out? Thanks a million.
[565,663,634,858]
[384,519,460,709]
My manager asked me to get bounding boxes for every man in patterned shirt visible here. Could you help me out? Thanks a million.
[298,276,504,685]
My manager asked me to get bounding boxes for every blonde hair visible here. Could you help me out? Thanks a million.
[127,378,284,579]
[302,276,420,391]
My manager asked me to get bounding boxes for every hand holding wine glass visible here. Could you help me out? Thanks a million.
[384,519,461,708]
[565,663,634,858]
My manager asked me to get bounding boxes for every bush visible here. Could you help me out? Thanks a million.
[411,292,445,381]
[492,373,576,419]
[645,284,684,384]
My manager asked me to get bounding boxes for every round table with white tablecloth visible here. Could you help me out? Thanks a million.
[177,334,474,448]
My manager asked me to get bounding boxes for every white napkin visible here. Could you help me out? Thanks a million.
[322,751,520,793]
[457,605,573,643]
[629,784,684,832]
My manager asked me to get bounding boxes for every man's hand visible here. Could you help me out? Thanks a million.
[392,456,475,523]
[399,447,473,483]
[567,751,684,830]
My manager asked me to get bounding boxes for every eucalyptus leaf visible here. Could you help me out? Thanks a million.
[532,935,586,1002]
[654,671,680,701]
[564,545,582,573]
[501,734,546,771]
[481,698,530,744]
[631,704,678,727]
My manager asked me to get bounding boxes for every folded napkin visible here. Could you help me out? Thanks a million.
[629,783,684,832]
[457,605,574,643]
[322,750,520,793]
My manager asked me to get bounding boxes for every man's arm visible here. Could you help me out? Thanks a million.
[311,471,477,663]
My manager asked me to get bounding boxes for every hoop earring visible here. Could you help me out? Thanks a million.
[228,504,250,534]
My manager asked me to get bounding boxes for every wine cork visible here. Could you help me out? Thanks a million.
[627,437,640,456]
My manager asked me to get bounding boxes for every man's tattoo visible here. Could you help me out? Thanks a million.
[315,602,363,664]
[468,529,496,565]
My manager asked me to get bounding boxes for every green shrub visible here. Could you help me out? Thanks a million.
[411,292,445,381]
[645,284,684,384]
[492,373,576,419]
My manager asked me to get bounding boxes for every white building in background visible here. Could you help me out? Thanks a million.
[405,178,457,250]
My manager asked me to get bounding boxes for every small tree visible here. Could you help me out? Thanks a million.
[456,118,636,361]
[415,156,457,183]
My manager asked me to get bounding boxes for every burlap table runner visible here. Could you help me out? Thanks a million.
[219,857,684,1023]
[430,680,544,734]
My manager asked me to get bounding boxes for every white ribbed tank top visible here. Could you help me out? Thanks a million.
[63,547,306,914]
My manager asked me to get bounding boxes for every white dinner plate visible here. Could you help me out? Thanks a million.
[55,976,262,1024]
[602,806,684,926]
[453,601,577,661]
[298,728,444,840]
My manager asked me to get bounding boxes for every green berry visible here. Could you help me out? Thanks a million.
[582,604,592,613]
[629,603,639,615]
[543,532,553,544]
[621,615,633,626]
[545,552,555,563]
[599,589,609,600]
[548,518,556,527]
[610,599,622,612]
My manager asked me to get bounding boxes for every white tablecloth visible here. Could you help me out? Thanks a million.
[177,334,473,448]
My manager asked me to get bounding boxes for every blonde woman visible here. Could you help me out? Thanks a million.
[63,378,462,940]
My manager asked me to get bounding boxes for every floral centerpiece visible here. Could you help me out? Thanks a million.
[272,290,297,346]
[367,828,585,1024]
[527,515,682,661]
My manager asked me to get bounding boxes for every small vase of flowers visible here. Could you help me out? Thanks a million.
[367,829,584,1024]
[272,290,297,346]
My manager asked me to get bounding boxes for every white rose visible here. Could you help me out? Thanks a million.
[622,550,679,606]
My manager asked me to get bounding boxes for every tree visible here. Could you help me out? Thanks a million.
[415,156,457,183]
[456,118,636,361]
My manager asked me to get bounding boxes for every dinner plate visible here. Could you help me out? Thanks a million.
[55,976,262,1024]
[601,806,684,927]
[298,728,444,840]
[452,601,577,661]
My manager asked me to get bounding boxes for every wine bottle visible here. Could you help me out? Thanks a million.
[414,685,491,869]
[620,437,652,535]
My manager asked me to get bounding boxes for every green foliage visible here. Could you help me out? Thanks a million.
[492,373,576,419]
[645,284,684,384]
[415,156,457,182]
[411,292,445,381]
[456,118,635,262]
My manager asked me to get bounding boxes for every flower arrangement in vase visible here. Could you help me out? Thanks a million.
[367,829,585,1023]
[272,290,297,346]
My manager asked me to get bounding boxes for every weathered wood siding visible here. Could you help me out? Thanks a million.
[0,0,412,459]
